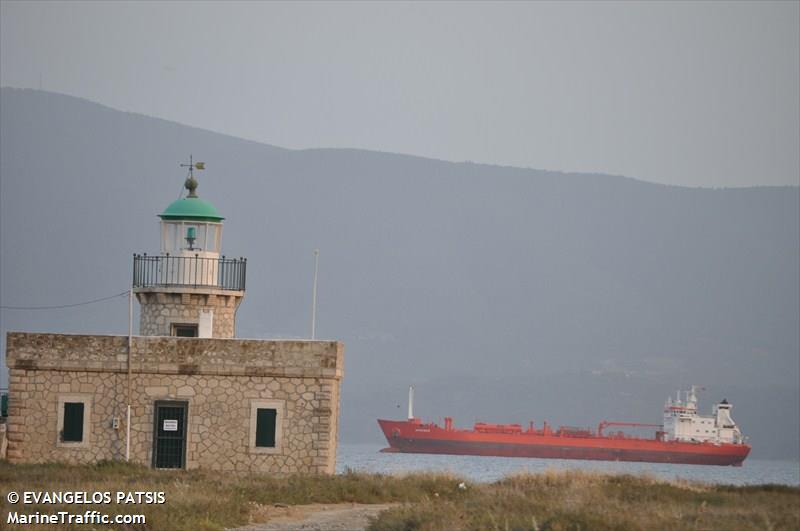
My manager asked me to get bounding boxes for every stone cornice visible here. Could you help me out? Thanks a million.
[5,332,344,380]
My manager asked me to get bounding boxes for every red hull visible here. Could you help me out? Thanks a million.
[378,419,751,466]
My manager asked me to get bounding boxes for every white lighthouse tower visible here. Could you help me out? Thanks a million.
[133,158,246,338]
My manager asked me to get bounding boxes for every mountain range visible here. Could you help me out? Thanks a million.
[1,87,797,459]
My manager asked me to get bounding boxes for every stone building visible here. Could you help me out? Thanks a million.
[4,163,343,473]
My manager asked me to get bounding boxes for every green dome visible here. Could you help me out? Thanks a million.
[159,197,224,221]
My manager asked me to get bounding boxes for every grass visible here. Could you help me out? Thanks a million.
[0,461,457,530]
[369,470,800,531]
[0,461,798,530]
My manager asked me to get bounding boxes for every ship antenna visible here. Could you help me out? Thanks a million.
[408,386,414,420]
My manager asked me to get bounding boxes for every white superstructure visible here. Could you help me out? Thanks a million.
[662,386,744,444]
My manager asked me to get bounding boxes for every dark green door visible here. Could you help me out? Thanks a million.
[152,401,188,469]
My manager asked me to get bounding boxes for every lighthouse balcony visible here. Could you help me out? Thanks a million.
[132,253,246,292]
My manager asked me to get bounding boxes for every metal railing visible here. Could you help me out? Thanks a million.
[133,254,246,291]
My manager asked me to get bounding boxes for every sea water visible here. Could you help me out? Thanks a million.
[336,443,800,486]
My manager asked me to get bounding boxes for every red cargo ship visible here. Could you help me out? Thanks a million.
[378,386,751,466]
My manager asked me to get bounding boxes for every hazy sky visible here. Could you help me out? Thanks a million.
[1,1,798,188]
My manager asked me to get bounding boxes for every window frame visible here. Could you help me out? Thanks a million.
[171,323,199,337]
[249,399,284,455]
[56,394,92,448]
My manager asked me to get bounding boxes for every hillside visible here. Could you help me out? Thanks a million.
[1,87,798,458]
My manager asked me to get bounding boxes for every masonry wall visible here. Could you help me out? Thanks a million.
[5,333,342,474]
[135,289,243,338]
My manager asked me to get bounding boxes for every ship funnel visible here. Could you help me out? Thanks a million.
[408,386,414,420]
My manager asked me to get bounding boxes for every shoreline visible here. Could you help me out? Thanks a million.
[337,442,800,486]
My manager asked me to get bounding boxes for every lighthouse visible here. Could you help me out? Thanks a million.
[132,159,246,338]
[5,158,343,473]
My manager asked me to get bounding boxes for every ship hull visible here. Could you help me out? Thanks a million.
[378,419,750,466]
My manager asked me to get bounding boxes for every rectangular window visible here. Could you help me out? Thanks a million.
[172,324,198,337]
[184,224,207,251]
[206,225,219,252]
[255,408,277,448]
[62,402,84,442]
[57,394,91,448]
[249,399,284,454]
[197,224,207,250]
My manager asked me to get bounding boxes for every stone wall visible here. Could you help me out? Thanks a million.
[5,332,342,474]
[0,423,6,459]
[135,288,243,338]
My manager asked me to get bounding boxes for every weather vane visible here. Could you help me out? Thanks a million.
[179,155,205,197]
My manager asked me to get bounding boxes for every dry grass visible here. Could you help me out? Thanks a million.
[1,461,797,531]
[369,469,800,531]
[0,461,459,530]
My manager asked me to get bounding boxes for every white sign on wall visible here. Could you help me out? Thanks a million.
[199,309,214,338]
[163,419,178,432]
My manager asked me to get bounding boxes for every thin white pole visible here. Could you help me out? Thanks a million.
[408,386,414,420]
[125,405,131,461]
[311,249,319,340]
[126,288,133,461]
